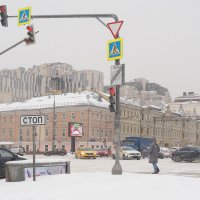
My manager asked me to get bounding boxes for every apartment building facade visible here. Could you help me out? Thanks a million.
[0,63,104,103]
[0,92,199,152]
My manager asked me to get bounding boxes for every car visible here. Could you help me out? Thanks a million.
[171,146,200,162]
[9,147,25,156]
[0,147,27,178]
[44,149,67,156]
[160,147,171,158]
[95,148,111,157]
[112,146,141,160]
[75,147,97,159]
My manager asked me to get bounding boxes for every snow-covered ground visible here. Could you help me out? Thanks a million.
[1,154,200,200]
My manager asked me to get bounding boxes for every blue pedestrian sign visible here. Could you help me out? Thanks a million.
[18,7,31,26]
[107,38,123,61]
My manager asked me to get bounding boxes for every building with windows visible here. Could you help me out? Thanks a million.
[0,91,199,152]
[0,63,104,103]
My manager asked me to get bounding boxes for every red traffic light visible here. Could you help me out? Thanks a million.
[109,87,115,96]
[0,5,6,12]
[26,25,33,32]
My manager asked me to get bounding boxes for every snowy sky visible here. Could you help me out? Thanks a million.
[0,0,200,100]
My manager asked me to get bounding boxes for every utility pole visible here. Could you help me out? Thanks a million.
[52,94,56,151]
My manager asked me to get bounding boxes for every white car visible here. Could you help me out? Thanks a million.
[160,147,171,158]
[112,146,141,160]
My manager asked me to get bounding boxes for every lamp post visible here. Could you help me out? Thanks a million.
[52,93,56,151]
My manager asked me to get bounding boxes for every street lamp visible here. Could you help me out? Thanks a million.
[52,94,56,151]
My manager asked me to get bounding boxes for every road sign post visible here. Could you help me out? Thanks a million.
[20,115,45,181]
[107,21,124,175]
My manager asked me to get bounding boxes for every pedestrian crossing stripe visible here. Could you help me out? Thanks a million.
[18,7,31,26]
[107,38,123,61]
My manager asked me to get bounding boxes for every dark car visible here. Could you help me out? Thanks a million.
[0,147,26,178]
[171,146,200,162]
[44,149,67,156]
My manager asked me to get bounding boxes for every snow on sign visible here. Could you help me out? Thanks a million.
[18,7,31,26]
[20,115,45,126]
[107,21,124,38]
[107,38,123,61]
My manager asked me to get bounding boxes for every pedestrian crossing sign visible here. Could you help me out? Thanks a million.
[107,38,123,61]
[18,7,31,26]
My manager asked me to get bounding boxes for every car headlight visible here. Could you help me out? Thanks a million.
[81,152,85,155]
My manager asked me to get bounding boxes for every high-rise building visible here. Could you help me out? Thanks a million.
[0,63,104,103]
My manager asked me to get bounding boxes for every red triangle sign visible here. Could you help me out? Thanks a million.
[107,21,124,38]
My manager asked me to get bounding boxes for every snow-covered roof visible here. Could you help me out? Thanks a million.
[0,91,109,112]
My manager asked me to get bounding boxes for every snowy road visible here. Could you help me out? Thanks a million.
[25,154,200,177]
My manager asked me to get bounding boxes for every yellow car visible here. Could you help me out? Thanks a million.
[75,147,97,159]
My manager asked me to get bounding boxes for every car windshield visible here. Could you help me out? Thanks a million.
[80,148,93,151]
[122,147,135,151]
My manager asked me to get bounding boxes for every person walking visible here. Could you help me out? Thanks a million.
[149,137,160,174]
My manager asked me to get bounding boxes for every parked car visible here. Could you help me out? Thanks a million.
[95,148,111,157]
[9,147,25,156]
[0,147,26,178]
[170,147,180,153]
[44,149,67,156]
[160,147,171,158]
[171,146,200,162]
[75,147,97,159]
[112,146,141,160]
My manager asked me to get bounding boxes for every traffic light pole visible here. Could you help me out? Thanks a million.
[0,31,39,56]
[112,59,122,175]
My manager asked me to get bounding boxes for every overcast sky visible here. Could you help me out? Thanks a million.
[0,0,200,100]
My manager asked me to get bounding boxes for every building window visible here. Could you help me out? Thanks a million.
[26,145,29,152]
[45,129,48,137]
[45,145,48,152]
[46,115,49,122]
[71,112,75,120]
[62,113,66,121]
[81,112,84,120]
[62,129,66,137]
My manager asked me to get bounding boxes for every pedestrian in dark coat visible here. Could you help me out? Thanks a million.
[149,137,160,174]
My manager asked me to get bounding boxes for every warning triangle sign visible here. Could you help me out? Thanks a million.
[107,21,124,38]
[20,11,29,22]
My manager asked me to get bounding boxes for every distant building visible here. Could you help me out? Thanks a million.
[0,63,104,103]
[104,78,172,105]
[170,92,200,117]
[0,91,199,152]
[174,92,200,102]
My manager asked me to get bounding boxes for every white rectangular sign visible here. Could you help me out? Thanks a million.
[24,165,65,179]
[110,64,125,86]
[20,115,45,126]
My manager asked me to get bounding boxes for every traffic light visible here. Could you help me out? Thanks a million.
[109,87,116,113]
[0,5,8,27]
[24,25,35,45]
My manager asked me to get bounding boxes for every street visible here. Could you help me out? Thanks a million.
[25,154,200,178]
